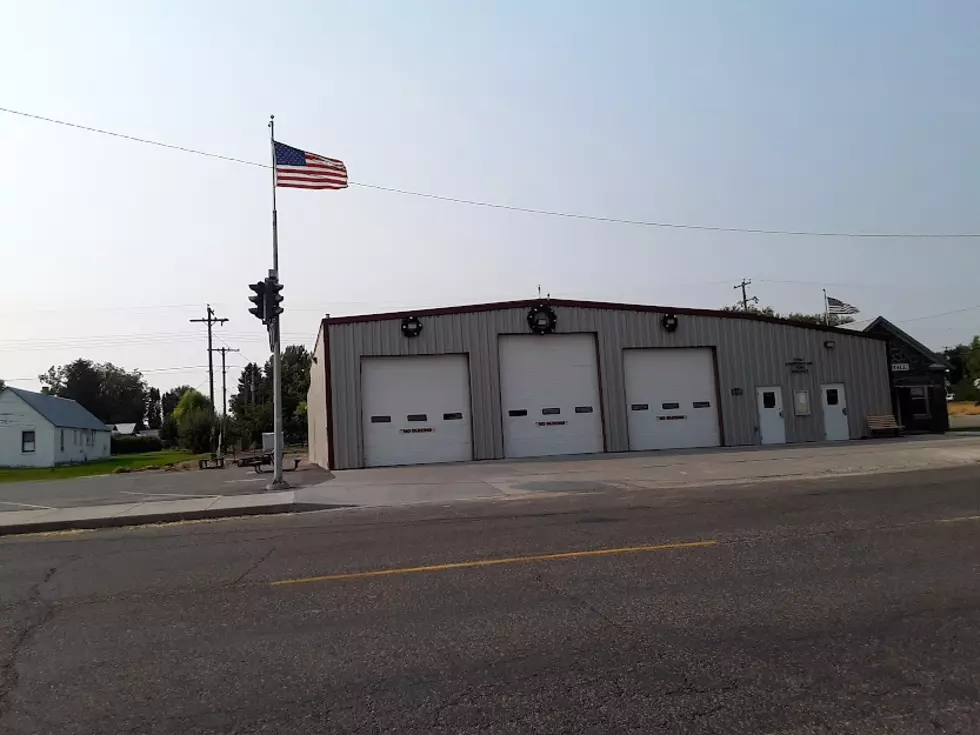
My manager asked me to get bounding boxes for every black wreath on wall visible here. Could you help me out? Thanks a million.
[527,303,557,334]
[401,315,423,338]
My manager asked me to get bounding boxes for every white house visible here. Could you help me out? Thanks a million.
[0,387,111,468]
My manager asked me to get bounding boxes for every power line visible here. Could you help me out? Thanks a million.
[873,303,980,326]
[2,364,213,383]
[4,105,979,240]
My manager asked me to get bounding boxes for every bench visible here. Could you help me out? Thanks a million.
[867,415,902,438]
[235,454,272,469]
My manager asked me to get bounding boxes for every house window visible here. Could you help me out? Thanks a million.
[910,387,931,418]
[60,430,65,452]
[22,431,36,453]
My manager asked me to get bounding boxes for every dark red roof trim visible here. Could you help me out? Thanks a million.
[323,298,883,339]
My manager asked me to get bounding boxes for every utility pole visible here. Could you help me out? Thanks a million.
[210,346,240,455]
[190,304,229,453]
[734,279,759,311]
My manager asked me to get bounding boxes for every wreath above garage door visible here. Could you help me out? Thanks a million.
[527,303,557,334]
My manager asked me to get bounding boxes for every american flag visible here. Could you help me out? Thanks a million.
[274,141,347,190]
[827,296,859,314]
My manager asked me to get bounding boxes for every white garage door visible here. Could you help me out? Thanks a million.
[624,348,721,451]
[499,334,603,458]
[361,355,472,467]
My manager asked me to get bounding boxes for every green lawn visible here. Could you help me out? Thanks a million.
[0,451,208,484]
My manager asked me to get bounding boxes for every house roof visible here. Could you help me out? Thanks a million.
[111,423,139,435]
[324,298,886,339]
[863,316,953,370]
[3,387,109,431]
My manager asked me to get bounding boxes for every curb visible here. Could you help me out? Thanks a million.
[0,502,349,537]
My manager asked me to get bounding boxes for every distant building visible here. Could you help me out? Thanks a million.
[862,317,952,433]
[0,387,111,468]
[109,423,140,436]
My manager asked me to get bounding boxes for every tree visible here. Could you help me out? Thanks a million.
[38,359,149,423]
[0,378,5,392]
[178,406,214,453]
[145,387,162,429]
[229,363,268,418]
[160,415,179,448]
[722,304,854,326]
[966,336,980,381]
[173,389,212,424]
[162,385,193,420]
[173,389,214,453]
[940,337,980,401]
[229,348,312,448]
[942,345,970,386]
[784,312,855,327]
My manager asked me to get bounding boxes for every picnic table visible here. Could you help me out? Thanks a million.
[232,453,301,473]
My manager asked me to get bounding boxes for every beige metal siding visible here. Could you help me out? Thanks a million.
[326,306,891,469]
[307,323,330,469]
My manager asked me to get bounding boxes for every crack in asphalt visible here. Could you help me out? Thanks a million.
[232,546,277,584]
[0,558,75,722]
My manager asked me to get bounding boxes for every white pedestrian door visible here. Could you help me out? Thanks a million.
[820,383,849,441]
[756,386,786,445]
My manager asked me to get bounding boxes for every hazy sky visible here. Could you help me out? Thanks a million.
[2,1,979,398]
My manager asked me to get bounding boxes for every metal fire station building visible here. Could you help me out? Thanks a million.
[307,299,892,470]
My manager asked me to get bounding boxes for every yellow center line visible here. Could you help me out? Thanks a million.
[935,515,980,524]
[270,539,717,586]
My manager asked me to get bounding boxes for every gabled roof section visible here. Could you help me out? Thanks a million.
[3,387,110,431]
[323,298,886,339]
[863,316,952,370]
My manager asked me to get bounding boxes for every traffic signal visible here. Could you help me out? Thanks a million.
[248,281,267,322]
[265,278,284,320]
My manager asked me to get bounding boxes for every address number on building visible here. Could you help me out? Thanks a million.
[891,363,910,372]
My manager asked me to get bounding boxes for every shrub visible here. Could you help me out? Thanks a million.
[178,405,214,454]
[111,435,163,455]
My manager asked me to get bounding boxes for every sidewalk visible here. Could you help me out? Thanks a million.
[0,491,307,536]
[3,435,979,536]
[297,434,980,508]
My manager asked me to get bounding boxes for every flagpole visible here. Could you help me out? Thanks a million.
[268,115,286,489]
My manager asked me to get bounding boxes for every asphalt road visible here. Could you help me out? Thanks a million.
[0,463,332,510]
[1,465,979,733]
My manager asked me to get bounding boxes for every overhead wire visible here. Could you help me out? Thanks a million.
[3,105,979,239]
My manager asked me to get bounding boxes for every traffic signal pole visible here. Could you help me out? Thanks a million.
[268,115,287,490]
